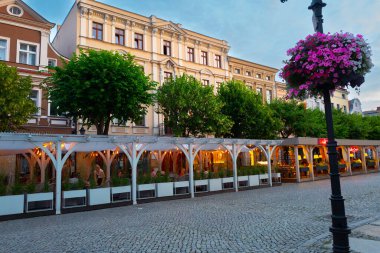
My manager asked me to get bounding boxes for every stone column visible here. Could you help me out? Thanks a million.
[294,146,300,183]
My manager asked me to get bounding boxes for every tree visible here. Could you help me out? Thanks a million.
[0,63,36,132]
[45,50,156,135]
[364,116,380,140]
[218,80,280,139]
[269,99,326,138]
[156,74,232,137]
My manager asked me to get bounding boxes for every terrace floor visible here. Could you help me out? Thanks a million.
[1,173,380,253]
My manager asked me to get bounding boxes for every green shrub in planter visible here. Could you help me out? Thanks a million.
[11,183,24,195]
[154,173,171,183]
[25,181,36,194]
[218,169,225,178]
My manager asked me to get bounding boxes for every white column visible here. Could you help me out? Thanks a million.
[152,28,157,60]
[88,10,93,38]
[294,146,300,183]
[195,41,200,64]
[132,143,138,205]
[189,144,194,198]
[376,147,380,171]
[308,146,315,181]
[80,7,88,45]
[111,18,115,44]
[178,35,183,65]
[143,26,148,51]
[345,147,352,175]
[55,141,62,215]
[361,147,367,173]
[232,144,238,192]
[40,31,49,67]
[266,145,273,187]
[103,15,109,42]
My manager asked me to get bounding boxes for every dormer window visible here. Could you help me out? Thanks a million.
[7,5,23,17]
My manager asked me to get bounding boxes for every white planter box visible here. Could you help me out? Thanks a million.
[0,195,24,216]
[260,173,269,180]
[112,185,131,194]
[222,177,234,183]
[273,173,281,178]
[195,179,208,186]
[138,183,156,191]
[248,175,260,186]
[63,189,86,199]
[174,181,189,188]
[156,182,174,197]
[238,176,249,182]
[89,188,111,206]
[27,192,54,212]
[209,178,222,191]
[27,192,54,202]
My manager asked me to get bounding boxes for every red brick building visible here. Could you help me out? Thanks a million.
[0,0,73,134]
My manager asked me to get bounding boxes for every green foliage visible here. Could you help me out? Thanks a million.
[218,80,280,139]
[0,174,7,196]
[269,99,326,138]
[0,63,37,132]
[63,177,86,191]
[111,176,130,187]
[364,116,380,140]
[25,181,36,194]
[45,50,156,135]
[154,172,171,183]
[218,169,225,178]
[156,74,232,137]
[137,172,154,184]
[11,183,24,195]
[240,165,267,175]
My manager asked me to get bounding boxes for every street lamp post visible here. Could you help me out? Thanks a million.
[282,1,351,252]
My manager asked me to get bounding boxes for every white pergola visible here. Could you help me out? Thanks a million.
[0,133,282,214]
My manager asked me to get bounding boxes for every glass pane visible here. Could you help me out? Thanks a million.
[29,45,36,52]
[28,53,36,65]
[30,90,38,99]
[0,49,5,61]
[19,52,27,64]
[20,43,27,50]
[0,39,6,48]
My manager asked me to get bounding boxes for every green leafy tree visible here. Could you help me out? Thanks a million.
[364,116,380,140]
[218,80,280,139]
[346,113,370,139]
[269,99,326,138]
[156,74,232,137]
[0,63,37,132]
[45,50,156,135]
[332,109,350,139]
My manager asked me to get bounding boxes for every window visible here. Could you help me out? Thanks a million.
[343,105,347,113]
[256,73,262,79]
[134,116,145,126]
[201,51,208,65]
[216,82,222,89]
[256,87,262,94]
[202,79,210,86]
[92,22,103,40]
[48,58,57,67]
[134,33,143,50]
[234,68,241,74]
[19,43,37,65]
[316,101,320,109]
[163,40,171,56]
[115,28,125,45]
[29,90,39,114]
[337,104,340,110]
[266,90,272,103]
[0,39,8,61]
[266,76,271,81]
[215,55,222,68]
[187,47,194,62]
[7,5,23,16]
[49,100,61,116]
[164,72,173,82]
[331,103,334,108]
[246,71,251,76]
[342,94,346,99]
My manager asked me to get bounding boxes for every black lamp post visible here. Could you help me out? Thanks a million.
[281,1,350,252]
[79,126,86,135]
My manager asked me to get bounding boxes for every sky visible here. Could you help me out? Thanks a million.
[24,0,380,111]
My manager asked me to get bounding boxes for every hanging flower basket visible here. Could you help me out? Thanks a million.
[280,32,373,99]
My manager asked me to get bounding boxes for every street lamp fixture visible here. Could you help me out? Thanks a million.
[281,1,350,252]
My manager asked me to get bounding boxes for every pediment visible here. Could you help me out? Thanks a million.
[200,68,214,76]
[154,21,186,35]
[0,0,54,28]
[160,58,178,69]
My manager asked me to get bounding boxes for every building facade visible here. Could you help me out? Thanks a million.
[349,98,363,114]
[0,0,72,134]
[53,0,286,136]
[363,107,380,117]
[305,89,349,113]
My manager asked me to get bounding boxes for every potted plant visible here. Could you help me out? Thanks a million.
[248,166,260,187]
[0,174,25,216]
[26,179,54,213]
[221,168,234,190]
[62,177,87,208]
[366,159,376,168]
[281,32,373,100]
[137,172,156,199]
[316,162,329,173]
[155,171,174,198]
[237,167,249,188]
[194,171,208,192]
[111,173,131,202]
[208,171,222,192]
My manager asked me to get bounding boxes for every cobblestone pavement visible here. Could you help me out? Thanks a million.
[1,173,380,253]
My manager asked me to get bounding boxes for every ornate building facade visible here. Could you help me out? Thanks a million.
[53,0,286,135]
